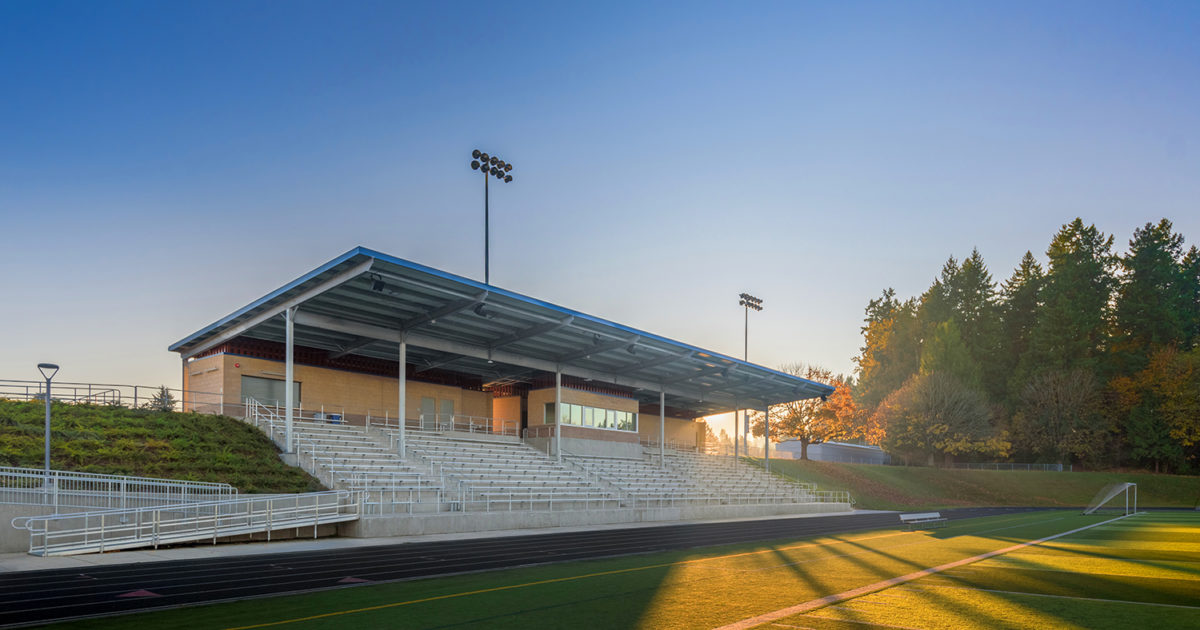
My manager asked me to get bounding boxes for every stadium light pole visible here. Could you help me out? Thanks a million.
[470,149,514,285]
[37,363,59,476]
[738,293,762,460]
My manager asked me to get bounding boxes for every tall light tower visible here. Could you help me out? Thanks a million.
[470,149,513,285]
[737,293,762,459]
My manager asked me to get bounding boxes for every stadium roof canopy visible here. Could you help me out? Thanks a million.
[169,247,833,415]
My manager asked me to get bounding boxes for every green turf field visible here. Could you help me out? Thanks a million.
[48,510,1200,630]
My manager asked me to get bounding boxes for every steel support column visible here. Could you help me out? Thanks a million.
[398,337,407,459]
[763,404,770,473]
[732,402,739,461]
[285,306,296,454]
[659,391,665,469]
[554,369,562,462]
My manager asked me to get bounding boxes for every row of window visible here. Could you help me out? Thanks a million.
[545,403,637,432]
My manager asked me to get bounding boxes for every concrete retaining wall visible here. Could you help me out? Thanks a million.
[344,502,852,538]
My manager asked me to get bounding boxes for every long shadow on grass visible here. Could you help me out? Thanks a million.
[827,530,1038,629]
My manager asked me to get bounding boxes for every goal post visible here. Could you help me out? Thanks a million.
[1083,482,1137,515]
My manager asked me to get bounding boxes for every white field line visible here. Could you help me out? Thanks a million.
[908,582,1200,610]
[713,513,1136,630]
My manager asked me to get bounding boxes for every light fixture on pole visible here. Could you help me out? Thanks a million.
[37,363,59,476]
[737,293,763,459]
[470,149,514,285]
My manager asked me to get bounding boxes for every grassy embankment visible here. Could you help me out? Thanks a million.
[0,400,321,493]
[762,457,1200,510]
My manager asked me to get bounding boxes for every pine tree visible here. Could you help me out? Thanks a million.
[920,319,982,389]
[948,249,1002,399]
[1027,219,1116,376]
[854,289,921,409]
[1113,219,1189,373]
[1182,246,1200,349]
[1001,251,1045,406]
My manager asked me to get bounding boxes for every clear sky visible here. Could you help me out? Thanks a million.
[2,1,1198,434]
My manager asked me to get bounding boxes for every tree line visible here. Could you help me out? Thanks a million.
[741,218,1199,473]
[852,218,1200,472]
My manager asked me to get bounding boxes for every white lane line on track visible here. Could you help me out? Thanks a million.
[712,513,1134,630]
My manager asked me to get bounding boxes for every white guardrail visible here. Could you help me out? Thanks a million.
[11,490,360,556]
[0,467,237,512]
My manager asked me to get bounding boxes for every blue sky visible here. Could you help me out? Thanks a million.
[2,1,1198,425]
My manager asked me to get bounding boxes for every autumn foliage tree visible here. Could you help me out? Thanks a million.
[1108,348,1200,472]
[749,364,859,460]
[874,372,1009,466]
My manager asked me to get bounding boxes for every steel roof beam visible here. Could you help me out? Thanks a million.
[662,362,739,385]
[328,337,377,359]
[611,349,694,374]
[556,334,641,364]
[180,259,374,358]
[400,291,488,331]
[489,316,574,351]
[289,311,747,406]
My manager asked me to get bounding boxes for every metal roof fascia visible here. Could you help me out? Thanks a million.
[167,247,371,352]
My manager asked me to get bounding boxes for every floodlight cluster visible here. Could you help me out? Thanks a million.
[471,149,513,183]
[738,293,763,312]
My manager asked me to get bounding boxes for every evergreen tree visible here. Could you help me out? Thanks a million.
[1000,251,1045,405]
[854,289,921,409]
[948,249,1002,399]
[1182,246,1200,349]
[1027,219,1116,376]
[919,320,982,389]
[1113,219,1189,373]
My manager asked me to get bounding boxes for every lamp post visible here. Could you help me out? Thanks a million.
[470,149,514,285]
[37,363,59,475]
[737,293,762,461]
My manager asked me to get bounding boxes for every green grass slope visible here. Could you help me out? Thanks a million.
[0,400,322,493]
[764,457,1200,510]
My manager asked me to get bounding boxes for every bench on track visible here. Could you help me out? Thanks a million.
[899,512,948,530]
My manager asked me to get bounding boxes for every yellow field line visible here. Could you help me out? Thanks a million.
[225,529,915,629]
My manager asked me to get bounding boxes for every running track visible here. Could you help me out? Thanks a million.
[0,507,1037,627]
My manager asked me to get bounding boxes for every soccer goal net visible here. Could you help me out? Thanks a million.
[1083,482,1137,515]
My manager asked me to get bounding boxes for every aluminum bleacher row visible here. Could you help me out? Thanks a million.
[280,418,830,515]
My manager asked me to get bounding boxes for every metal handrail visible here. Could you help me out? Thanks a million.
[0,467,237,512]
[12,490,359,556]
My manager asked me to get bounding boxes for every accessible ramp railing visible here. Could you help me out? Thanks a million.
[11,490,361,556]
[0,466,237,512]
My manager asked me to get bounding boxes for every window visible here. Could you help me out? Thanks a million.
[241,376,300,407]
[539,400,637,432]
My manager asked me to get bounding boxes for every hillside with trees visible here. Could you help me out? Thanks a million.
[849,218,1200,473]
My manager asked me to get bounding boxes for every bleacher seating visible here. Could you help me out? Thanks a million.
[565,454,721,506]
[270,417,827,515]
[389,429,621,511]
[653,448,815,504]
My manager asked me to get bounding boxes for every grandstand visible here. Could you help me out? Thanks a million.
[244,399,848,528]
[2,247,851,555]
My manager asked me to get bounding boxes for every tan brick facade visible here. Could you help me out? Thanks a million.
[185,353,489,424]
[183,353,705,448]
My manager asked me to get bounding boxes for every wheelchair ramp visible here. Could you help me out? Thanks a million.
[12,491,359,556]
